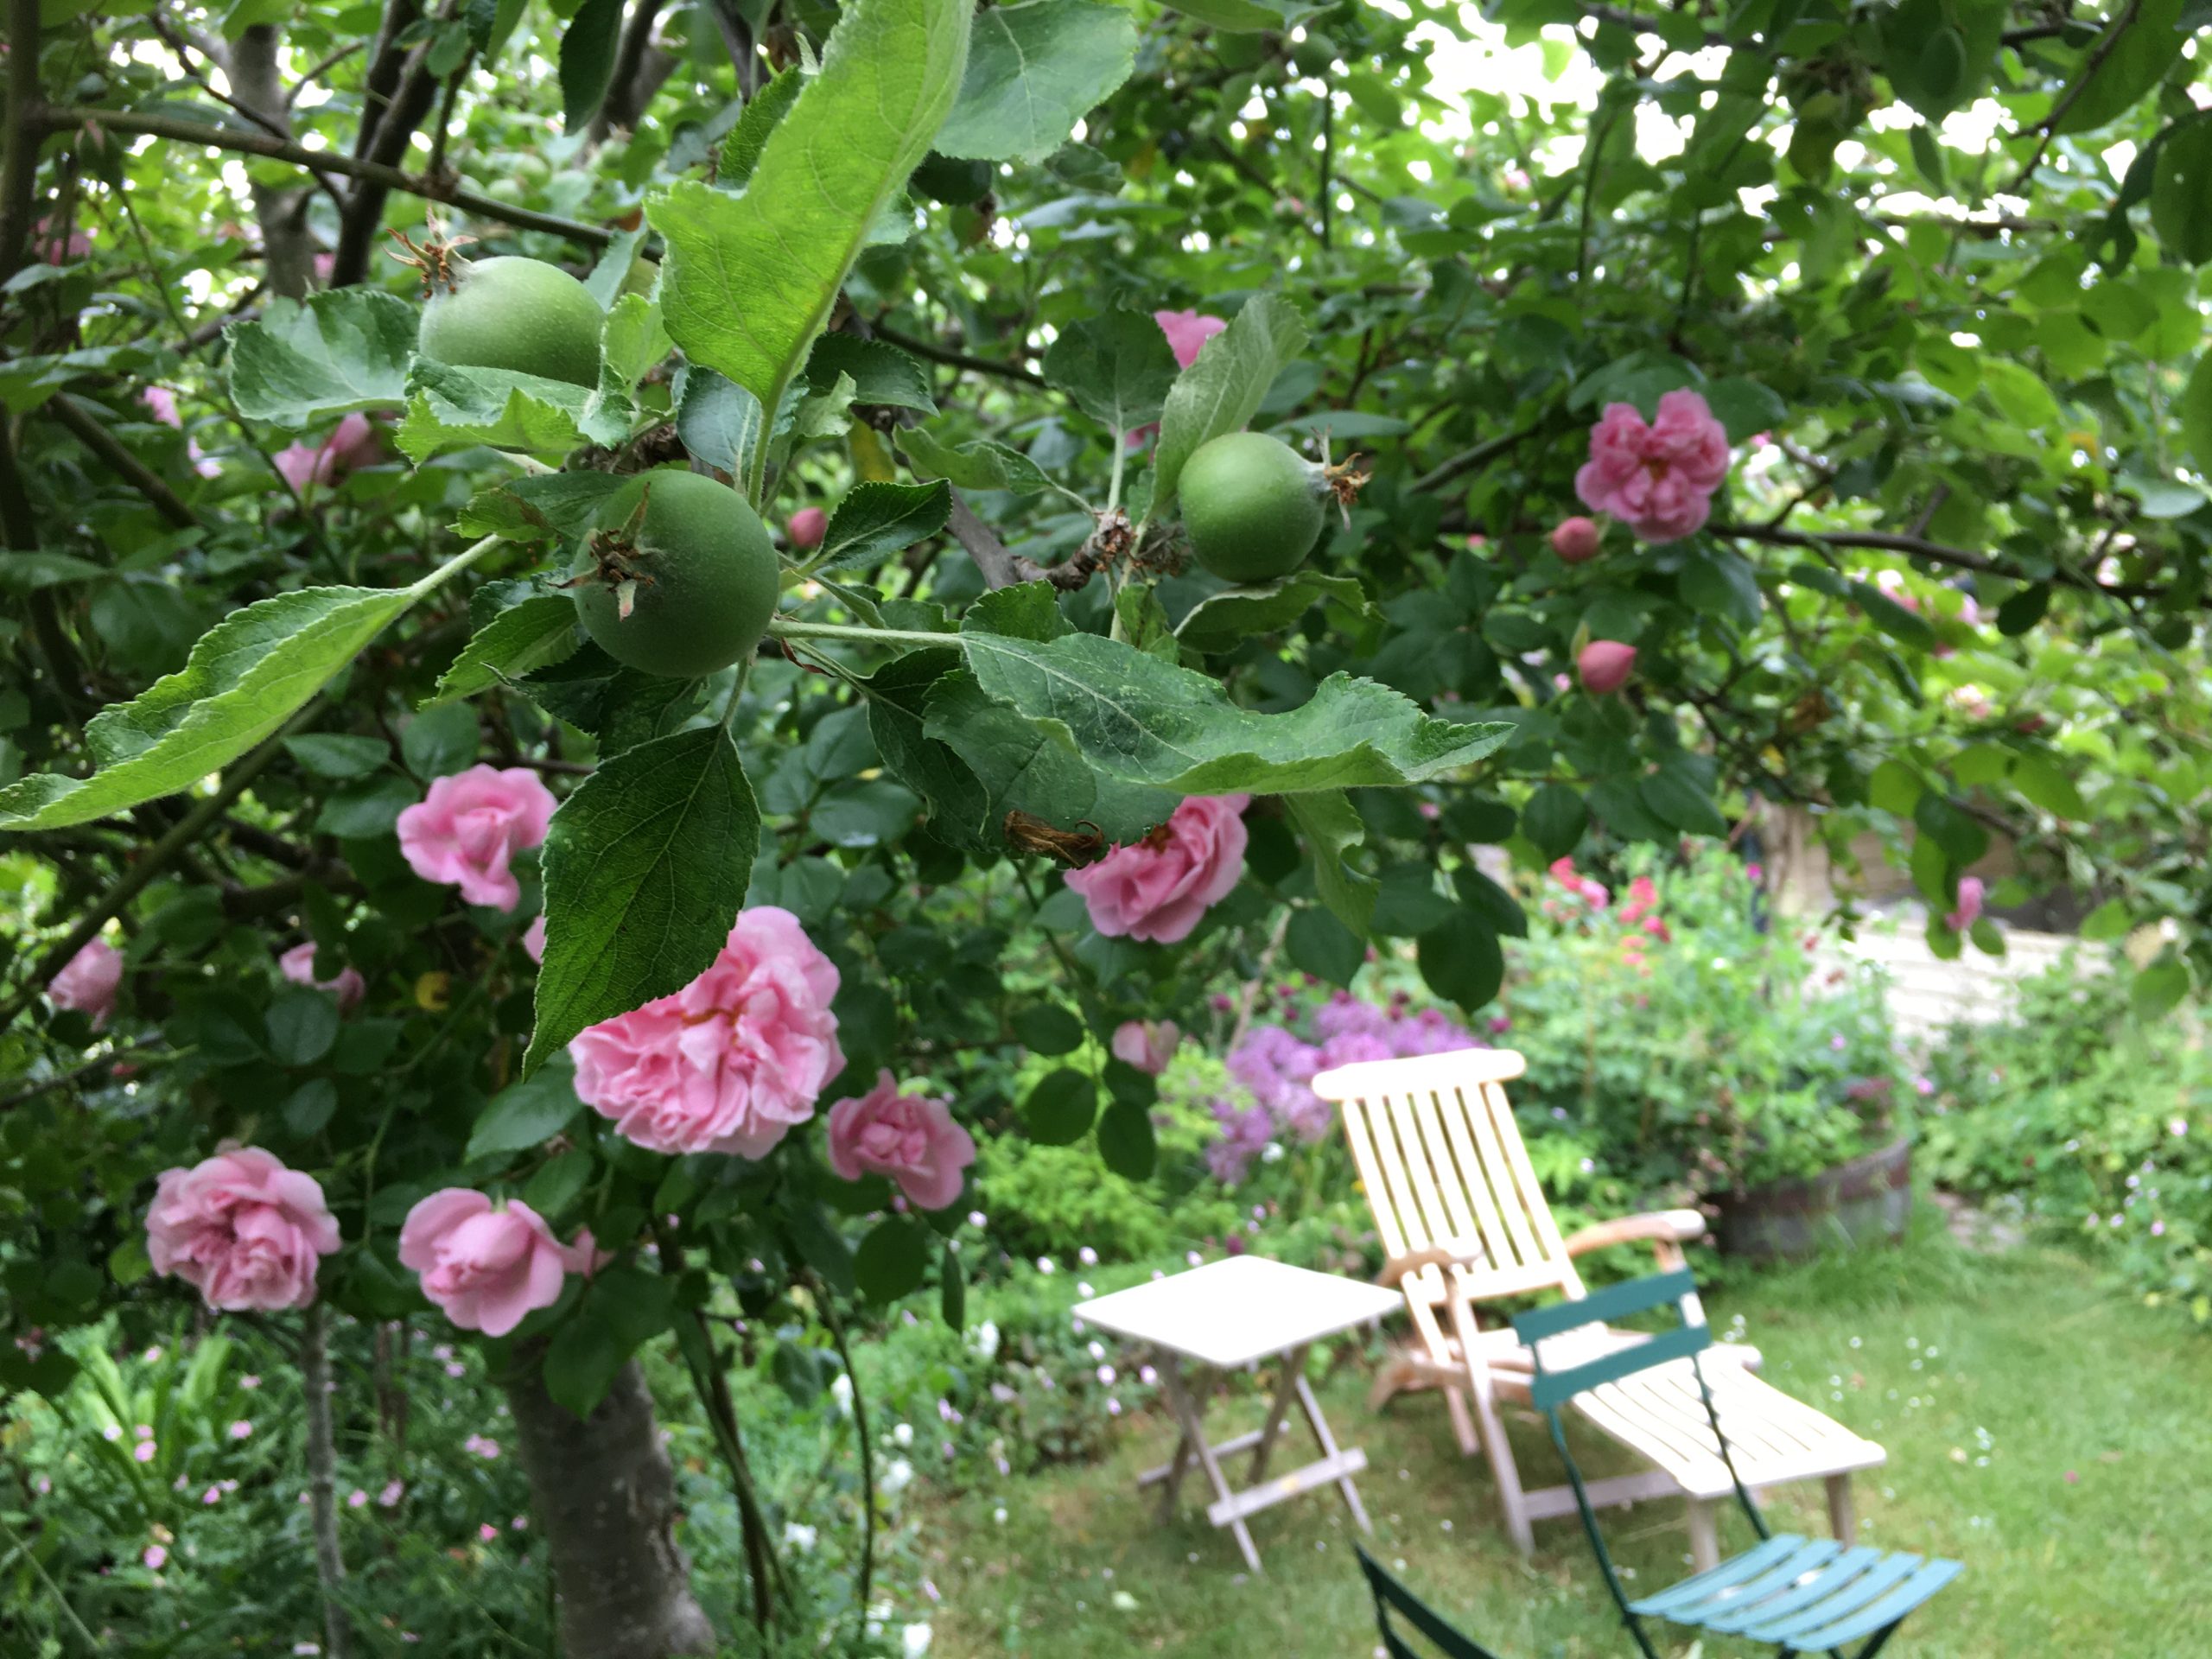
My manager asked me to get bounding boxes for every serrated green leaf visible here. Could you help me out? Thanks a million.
[1153,294,1308,510]
[600,292,671,389]
[456,472,632,542]
[649,0,972,462]
[559,0,624,132]
[675,367,766,481]
[2010,750,2089,819]
[955,628,1510,795]
[226,289,417,426]
[1176,571,1373,653]
[2052,0,2183,135]
[936,0,1138,164]
[525,727,762,1073]
[0,586,416,830]
[811,480,951,573]
[804,334,938,415]
[721,67,804,189]
[283,733,389,779]
[432,596,584,703]
[862,648,995,849]
[1639,769,1728,837]
[1043,308,1179,431]
[896,426,1054,493]
[1024,1067,1096,1144]
[397,359,629,461]
[1286,787,1374,937]
[468,1053,585,1159]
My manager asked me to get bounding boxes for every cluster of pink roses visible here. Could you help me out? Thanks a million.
[1573,388,1733,543]
[1065,794,1249,944]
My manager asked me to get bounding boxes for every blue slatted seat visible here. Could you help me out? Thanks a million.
[1511,1270,1962,1659]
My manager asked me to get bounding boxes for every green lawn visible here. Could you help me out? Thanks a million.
[919,1217,2209,1656]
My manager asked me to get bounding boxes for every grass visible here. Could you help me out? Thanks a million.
[918,1211,2210,1656]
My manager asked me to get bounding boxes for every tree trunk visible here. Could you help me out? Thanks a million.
[230,24,315,299]
[504,1351,716,1659]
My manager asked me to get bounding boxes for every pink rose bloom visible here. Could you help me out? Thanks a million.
[36,217,90,264]
[1154,308,1227,370]
[570,906,843,1157]
[1579,640,1637,695]
[273,412,379,495]
[396,764,557,912]
[787,506,828,550]
[1574,389,1732,543]
[522,915,547,963]
[187,438,222,479]
[146,1147,342,1313]
[142,386,182,429]
[1550,515,1601,563]
[278,942,365,1014]
[48,938,124,1027]
[824,1069,978,1210]
[1945,876,1984,933]
[1065,795,1249,944]
[398,1189,603,1338]
[1110,1019,1180,1076]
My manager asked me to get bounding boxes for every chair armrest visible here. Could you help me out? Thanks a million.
[1376,1244,1469,1288]
[1560,1210,1707,1259]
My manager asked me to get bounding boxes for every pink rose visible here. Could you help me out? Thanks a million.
[1548,856,1609,909]
[787,506,828,550]
[146,1147,342,1313]
[522,915,547,963]
[278,943,365,1014]
[1064,795,1249,944]
[142,386,182,429]
[1154,309,1227,370]
[1574,389,1732,543]
[1945,876,1984,933]
[48,938,124,1027]
[398,1189,603,1338]
[1110,1019,1180,1076]
[569,906,843,1157]
[1579,640,1637,695]
[824,1070,978,1210]
[396,765,557,912]
[187,439,221,479]
[36,216,89,264]
[1550,515,1601,563]
[272,413,380,496]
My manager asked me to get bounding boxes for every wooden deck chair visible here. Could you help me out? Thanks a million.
[1513,1271,1960,1659]
[1313,1048,1886,1568]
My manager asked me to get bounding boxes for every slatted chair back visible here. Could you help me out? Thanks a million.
[1312,1048,1584,1315]
[1511,1270,1768,1659]
[1354,1546,1507,1659]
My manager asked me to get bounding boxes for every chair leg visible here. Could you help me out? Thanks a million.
[1826,1472,1857,1542]
[1443,1383,1480,1456]
[1686,1497,1720,1573]
[1367,1350,1414,1413]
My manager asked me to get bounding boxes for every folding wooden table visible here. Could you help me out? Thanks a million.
[1073,1255,1402,1572]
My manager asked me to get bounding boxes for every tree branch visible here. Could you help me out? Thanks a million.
[42,106,614,250]
[1409,420,1543,495]
[301,1305,354,1659]
[591,0,674,141]
[947,490,1023,588]
[2002,0,2139,196]
[874,321,1047,387]
[46,393,200,528]
[1712,520,2155,601]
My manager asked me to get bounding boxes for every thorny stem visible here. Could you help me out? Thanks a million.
[302,1304,355,1659]
[815,1279,877,1635]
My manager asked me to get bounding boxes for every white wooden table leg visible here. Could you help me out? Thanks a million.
[1249,1343,1309,1484]
[1293,1373,1372,1535]
[1160,1354,1262,1573]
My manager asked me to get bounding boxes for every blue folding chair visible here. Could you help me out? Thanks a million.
[1510,1271,1962,1658]
[1355,1545,1507,1659]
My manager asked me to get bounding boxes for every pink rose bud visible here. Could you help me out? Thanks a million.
[142,386,182,429]
[1574,388,1732,544]
[522,915,547,963]
[1110,1020,1180,1077]
[1064,796,1249,944]
[1550,516,1601,563]
[396,764,558,912]
[398,1189,606,1338]
[1945,875,1984,933]
[571,906,843,1157]
[825,1069,979,1210]
[1578,640,1638,696]
[278,943,365,1015]
[48,938,124,1027]
[146,1147,343,1313]
[1153,308,1227,370]
[787,506,828,551]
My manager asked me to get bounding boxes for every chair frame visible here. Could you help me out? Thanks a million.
[1512,1270,1959,1659]
[1314,1047,1876,1565]
[1355,1544,1507,1659]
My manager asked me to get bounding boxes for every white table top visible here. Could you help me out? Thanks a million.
[1072,1255,1402,1370]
